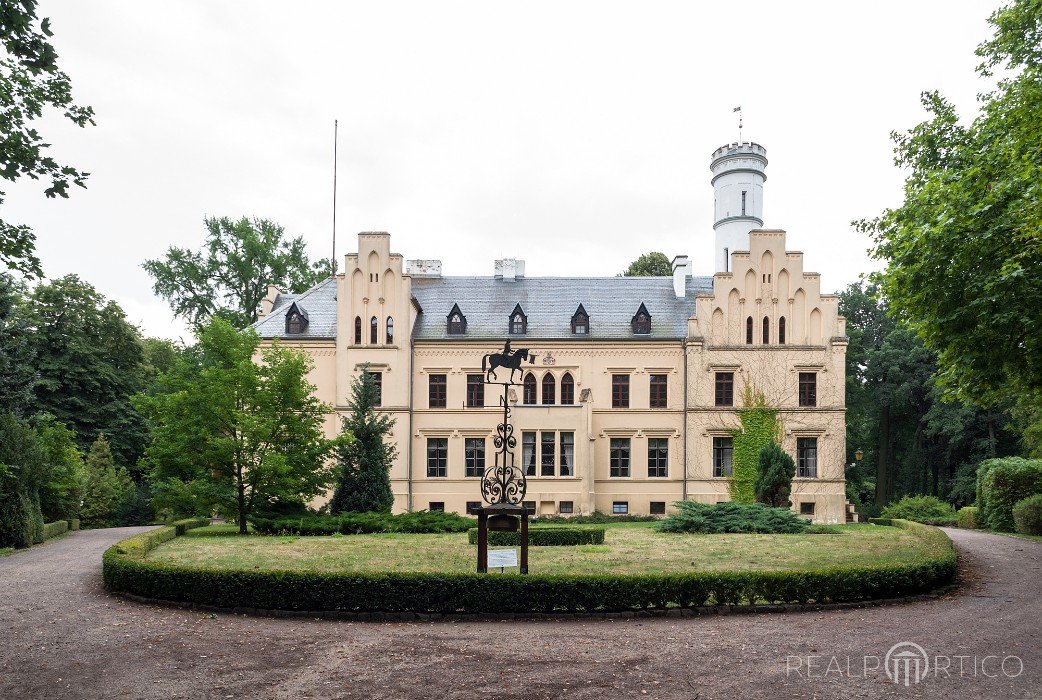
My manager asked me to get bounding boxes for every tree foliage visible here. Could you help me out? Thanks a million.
[0,273,35,415]
[754,442,796,508]
[138,318,341,532]
[143,216,332,329]
[623,251,672,277]
[728,385,779,504]
[0,0,95,277]
[861,0,1042,409]
[79,434,133,529]
[330,368,392,514]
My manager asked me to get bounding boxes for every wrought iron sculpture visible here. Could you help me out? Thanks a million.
[479,340,534,506]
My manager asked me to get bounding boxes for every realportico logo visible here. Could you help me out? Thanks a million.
[786,641,1024,685]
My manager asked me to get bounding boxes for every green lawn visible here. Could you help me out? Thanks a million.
[0,547,12,558]
[146,522,945,575]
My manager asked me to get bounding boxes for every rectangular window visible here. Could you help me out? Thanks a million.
[540,431,556,476]
[522,431,536,477]
[797,437,818,477]
[372,372,382,407]
[522,500,535,514]
[428,502,444,512]
[426,438,447,477]
[650,501,666,515]
[610,438,631,477]
[612,501,629,515]
[741,190,747,216]
[799,372,817,407]
[559,501,574,515]
[648,438,668,477]
[649,374,668,408]
[428,374,447,408]
[464,438,485,477]
[560,432,574,477]
[611,374,630,408]
[712,436,733,477]
[466,501,481,515]
[466,374,484,408]
[800,502,816,516]
[715,372,734,407]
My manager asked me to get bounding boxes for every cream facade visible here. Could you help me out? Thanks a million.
[254,142,849,523]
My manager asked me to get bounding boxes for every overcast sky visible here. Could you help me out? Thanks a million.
[6,0,998,340]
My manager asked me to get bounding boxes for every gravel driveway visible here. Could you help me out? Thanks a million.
[1,526,1039,699]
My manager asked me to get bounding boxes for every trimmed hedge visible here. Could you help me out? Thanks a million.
[251,511,474,536]
[1012,495,1042,536]
[466,527,605,546]
[532,512,659,524]
[103,519,955,614]
[67,518,80,531]
[977,457,1042,532]
[880,495,957,526]
[956,507,979,529]
[172,518,210,536]
[41,520,69,540]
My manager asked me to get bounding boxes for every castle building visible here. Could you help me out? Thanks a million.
[254,142,849,523]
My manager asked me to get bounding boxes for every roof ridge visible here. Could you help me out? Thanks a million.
[256,277,335,326]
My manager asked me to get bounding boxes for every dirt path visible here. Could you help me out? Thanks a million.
[1,526,1039,699]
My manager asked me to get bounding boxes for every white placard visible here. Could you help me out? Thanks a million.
[487,548,518,569]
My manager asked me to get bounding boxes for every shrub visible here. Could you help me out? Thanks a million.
[466,527,605,546]
[976,458,1042,532]
[879,495,956,525]
[754,442,796,508]
[656,501,810,534]
[956,506,979,529]
[41,520,69,540]
[1012,495,1042,536]
[532,512,658,524]
[804,524,842,534]
[172,517,210,536]
[250,510,474,536]
[102,519,956,613]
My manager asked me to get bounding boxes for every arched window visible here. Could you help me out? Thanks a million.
[354,316,362,345]
[541,373,556,405]
[762,316,770,344]
[370,316,378,344]
[746,316,753,345]
[779,316,786,344]
[561,372,574,405]
[447,303,466,334]
[386,317,394,344]
[523,373,537,404]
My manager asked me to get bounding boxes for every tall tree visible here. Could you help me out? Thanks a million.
[143,216,332,329]
[754,442,796,508]
[0,273,35,415]
[330,367,393,514]
[623,252,672,277]
[79,434,133,529]
[860,0,1042,410]
[138,318,340,532]
[1,0,95,277]
[25,275,148,465]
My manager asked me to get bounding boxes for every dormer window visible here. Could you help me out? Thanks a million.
[447,303,467,335]
[631,303,651,335]
[571,304,589,335]
[509,303,527,335]
[284,303,308,335]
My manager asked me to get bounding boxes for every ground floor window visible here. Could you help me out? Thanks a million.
[712,436,733,477]
[559,501,573,514]
[648,437,668,477]
[522,432,536,476]
[522,500,535,514]
[799,501,815,516]
[610,438,631,477]
[541,432,556,476]
[612,501,629,515]
[466,501,481,514]
[797,437,818,477]
[464,438,485,477]
[426,438,447,477]
[428,502,444,512]
[560,432,574,476]
[650,501,666,515]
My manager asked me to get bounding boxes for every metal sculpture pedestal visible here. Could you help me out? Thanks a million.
[475,503,529,574]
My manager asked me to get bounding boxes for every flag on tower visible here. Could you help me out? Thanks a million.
[734,106,741,112]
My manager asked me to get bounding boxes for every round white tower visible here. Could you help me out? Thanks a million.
[711,142,767,273]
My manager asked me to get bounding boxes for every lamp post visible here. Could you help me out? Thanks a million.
[474,341,534,574]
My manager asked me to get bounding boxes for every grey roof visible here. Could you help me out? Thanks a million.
[254,274,715,341]
[411,276,713,340]
[253,277,337,339]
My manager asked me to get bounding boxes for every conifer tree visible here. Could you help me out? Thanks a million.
[754,442,796,509]
[80,434,133,528]
[330,368,396,513]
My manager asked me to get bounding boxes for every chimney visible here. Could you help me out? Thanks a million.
[494,258,526,282]
[258,284,281,318]
[671,255,691,298]
[406,259,442,277]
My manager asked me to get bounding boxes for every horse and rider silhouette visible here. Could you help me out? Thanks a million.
[482,340,535,384]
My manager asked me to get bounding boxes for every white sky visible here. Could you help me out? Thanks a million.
[6,0,998,340]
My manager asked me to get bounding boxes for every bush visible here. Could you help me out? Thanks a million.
[467,527,605,546]
[956,506,979,529]
[879,495,957,525]
[754,442,796,508]
[67,517,80,531]
[250,510,475,536]
[172,517,210,536]
[656,501,810,534]
[532,512,659,524]
[1012,495,1042,536]
[41,520,69,540]
[977,458,1042,532]
[102,519,956,613]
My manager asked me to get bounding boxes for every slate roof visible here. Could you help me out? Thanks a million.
[253,277,338,339]
[253,274,715,341]
[410,276,713,341]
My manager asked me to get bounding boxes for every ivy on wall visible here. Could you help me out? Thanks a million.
[729,384,780,503]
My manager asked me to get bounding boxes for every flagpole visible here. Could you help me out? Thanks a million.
[331,119,338,277]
